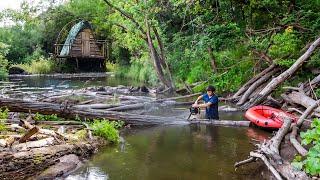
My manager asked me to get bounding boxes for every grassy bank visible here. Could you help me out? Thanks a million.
[12,57,57,74]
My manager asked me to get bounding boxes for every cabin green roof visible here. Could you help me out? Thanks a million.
[60,20,92,56]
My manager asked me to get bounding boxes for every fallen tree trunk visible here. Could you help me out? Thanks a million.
[296,99,320,127]
[285,91,320,115]
[237,68,279,105]
[232,63,276,99]
[303,74,320,96]
[235,118,309,179]
[249,152,283,180]
[243,37,320,109]
[0,97,245,126]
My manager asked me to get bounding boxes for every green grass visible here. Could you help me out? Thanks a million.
[106,62,119,72]
[12,57,57,74]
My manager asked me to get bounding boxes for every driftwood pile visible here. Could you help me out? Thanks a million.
[0,115,102,180]
[231,37,320,179]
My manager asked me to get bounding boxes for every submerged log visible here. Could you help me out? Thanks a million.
[188,119,250,127]
[235,118,309,179]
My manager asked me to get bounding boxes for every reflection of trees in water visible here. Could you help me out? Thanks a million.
[68,125,265,179]
[189,124,219,150]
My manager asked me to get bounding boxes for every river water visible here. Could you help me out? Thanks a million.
[2,74,270,180]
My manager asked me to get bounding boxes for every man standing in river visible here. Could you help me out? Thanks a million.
[192,85,219,120]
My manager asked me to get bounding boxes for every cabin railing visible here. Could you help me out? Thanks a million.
[53,39,108,59]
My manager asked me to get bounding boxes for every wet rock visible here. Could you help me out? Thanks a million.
[36,154,81,180]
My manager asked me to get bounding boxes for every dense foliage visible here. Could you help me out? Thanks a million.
[292,119,320,176]
[0,0,319,91]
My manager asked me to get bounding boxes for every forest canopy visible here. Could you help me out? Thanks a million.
[0,0,319,92]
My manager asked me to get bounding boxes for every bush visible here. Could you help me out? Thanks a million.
[0,42,9,79]
[34,113,62,121]
[12,57,57,74]
[268,27,301,67]
[116,54,159,85]
[106,62,119,72]
[0,107,8,132]
[90,119,124,143]
[292,119,320,175]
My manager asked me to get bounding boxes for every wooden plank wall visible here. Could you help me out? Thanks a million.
[70,28,103,58]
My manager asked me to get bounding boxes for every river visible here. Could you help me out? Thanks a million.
[2,74,270,179]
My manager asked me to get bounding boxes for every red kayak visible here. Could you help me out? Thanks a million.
[245,105,297,129]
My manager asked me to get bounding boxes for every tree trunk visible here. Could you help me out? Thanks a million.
[303,74,320,96]
[286,91,320,114]
[244,37,320,108]
[145,20,173,89]
[103,0,174,90]
[207,47,217,73]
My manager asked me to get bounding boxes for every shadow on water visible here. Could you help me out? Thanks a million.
[66,112,270,180]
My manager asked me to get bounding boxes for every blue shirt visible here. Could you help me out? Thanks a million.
[202,93,219,119]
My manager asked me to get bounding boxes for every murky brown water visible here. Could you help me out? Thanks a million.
[1,74,271,179]
[66,111,270,180]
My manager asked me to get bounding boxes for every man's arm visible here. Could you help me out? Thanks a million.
[196,102,212,108]
[194,95,203,104]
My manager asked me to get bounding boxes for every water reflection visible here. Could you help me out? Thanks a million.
[67,124,268,180]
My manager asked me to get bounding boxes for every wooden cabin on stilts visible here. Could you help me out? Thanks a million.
[54,20,108,72]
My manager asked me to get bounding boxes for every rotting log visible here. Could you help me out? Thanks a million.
[20,119,67,140]
[14,137,56,151]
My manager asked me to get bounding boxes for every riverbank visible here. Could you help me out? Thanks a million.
[0,138,106,180]
[0,115,108,180]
